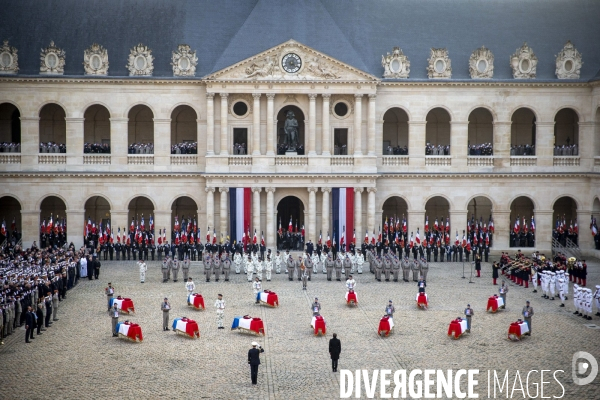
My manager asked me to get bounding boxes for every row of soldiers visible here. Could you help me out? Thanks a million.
[39,142,66,153]
[39,231,67,249]
[425,144,450,155]
[0,142,20,153]
[384,145,408,155]
[366,249,430,283]
[171,141,198,154]
[468,143,493,156]
[510,144,535,155]
[128,143,154,154]
[553,144,578,156]
[1,244,82,344]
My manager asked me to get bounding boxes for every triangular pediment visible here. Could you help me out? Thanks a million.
[204,39,378,82]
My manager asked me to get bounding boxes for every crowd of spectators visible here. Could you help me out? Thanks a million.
[384,145,408,155]
[553,144,578,156]
[171,142,197,154]
[128,143,154,154]
[39,142,66,153]
[0,142,20,153]
[84,143,110,154]
[425,144,450,155]
[232,143,247,155]
[468,143,493,156]
[510,144,535,155]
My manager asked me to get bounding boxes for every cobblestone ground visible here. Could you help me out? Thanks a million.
[1,258,599,399]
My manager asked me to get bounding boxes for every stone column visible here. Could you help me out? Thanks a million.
[450,210,468,240]
[308,187,317,242]
[153,118,171,166]
[321,188,331,238]
[266,188,276,248]
[66,209,85,249]
[578,122,594,166]
[321,94,331,156]
[219,187,229,237]
[408,121,426,168]
[109,117,128,165]
[354,188,364,244]
[154,210,171,248]
[407,210,425,238]
[220,93,229,156]
[308,94,317,156]
[252,93,261,155]
[205,187,215,235]
[252,187,262,236]
[535,121,554,167]
[354,94,363,155]
[576,209,593,250]
[450,121,468,168]
[65,117,84,165]
[367,188,377,236]
[493,121,511,169]
[20,117,39,166]
[20,210,39,248]
[535,209,554,253]
[206,93,215,156]
[491,210,511,250]
[266,94,275,156]
[367,95,376,156]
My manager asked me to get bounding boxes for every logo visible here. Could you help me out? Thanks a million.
[572,351,598,386]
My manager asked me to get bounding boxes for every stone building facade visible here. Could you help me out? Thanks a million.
[1,1,599,255]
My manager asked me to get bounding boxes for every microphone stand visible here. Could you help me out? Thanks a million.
[469,261,475,283]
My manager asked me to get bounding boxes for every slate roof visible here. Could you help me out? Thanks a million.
[1,0,599,81]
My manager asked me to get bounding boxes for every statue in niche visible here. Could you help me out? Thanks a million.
[283,110,299,151]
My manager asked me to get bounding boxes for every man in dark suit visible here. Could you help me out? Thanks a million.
[25,306,35,343]
[248,341,265,385]
[329,333,341,372]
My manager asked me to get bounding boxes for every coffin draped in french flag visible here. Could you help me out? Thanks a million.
[332,188,354,252]
[311,315,326,336]
[486,295,504,313]
[172,317,200,339]
[116,322,143,342]
[187,293,205,310]
[416,293,428,309]
[378,315,394,337]
[229,188,252,244]
[345,290,358,305]
[256,290,279,307]
[231,315,265,335]
[110,297,135,314]
[447,318,468,339]
[508,321,529,341]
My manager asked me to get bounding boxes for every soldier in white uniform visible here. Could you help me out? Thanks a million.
[320,251,328,274]
[345,275,356,291]
[584,288,593,320]
[265,255,273,281]
[185,277,195,299]
[138,259,147,283]
[246,254,254,282]
[274,251,282,274]
[558,277,566,307]
[356,250,364,274]
[254,257,263,281]
[252,277,262,304]
[311,252,320,275]
[234,251,242,274]
[573,284,581,316]
[548,271,556,300]
[531,265,539,293]
[499,279,508,309]
[214,294,225,329]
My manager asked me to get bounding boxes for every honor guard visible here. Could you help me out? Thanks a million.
[234,251,242,274]
[312,297,321,316]
[286,255,295,281]
[138,259,147,283]
[215,294,225,329]
[204,253,213,282]
[334,256,343,281]
[464,304,473,332]
[222,253,231,281]
[274,251,282,274]
[182,256,191,281]
[161,297,171,331]
[252,277,262,304]
[265,255,273,281]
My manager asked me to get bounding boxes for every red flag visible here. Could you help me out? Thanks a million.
[434,218,438,232]
[353,229,356,245]
[485,233,490,246]
[364,230,368,244]
[130,219,135,233]
[206,227,211,243]
[41,219,46,234]
[466,238,471,252]
[157,228,162,245]
[0,220,5,236]
[117,227,121,243]
[278,219,283,236]
[424,216,429,232]
[445,218,450,233]
[409,233,414,249]
[253,229,257,244]
[301,225,305,237]
[190,232,195,245]
[402,217,407,234]
[261,232,265,246]
[288,217,293,233]
[415,228,421,245]
[318,231,322,245]
[514,218,520,234]
[327,233,331,247]
[175,232,180,245]
[212,232,217,244]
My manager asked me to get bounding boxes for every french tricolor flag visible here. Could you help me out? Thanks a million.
[229,188,252,244]
[332,188,354,252]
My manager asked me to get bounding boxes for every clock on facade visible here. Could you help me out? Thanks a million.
[282,53,302,73]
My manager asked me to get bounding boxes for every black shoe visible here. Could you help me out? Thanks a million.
[225,279,229,282]
[587,316,592,320]
[337,279,341,281]
[113,334,118,337]
[595,313,600,317]
[37,332,42,335]
[174,280,178,282]
[581,314,587,318]
[385,279,390,282]
[166,328,170,331]
[298,278,301,281]
[550,298,555,300]
[560,304,565,307]
[308,278,311,281]
[26,341,31,343]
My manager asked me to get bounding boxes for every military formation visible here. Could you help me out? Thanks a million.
[128,143,154,154]
[171,141,198,154]
[39,141,66,153]
[83,142,110,153]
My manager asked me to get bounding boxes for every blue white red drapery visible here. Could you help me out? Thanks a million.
[229,188,251,244]
[332,188,354,252]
